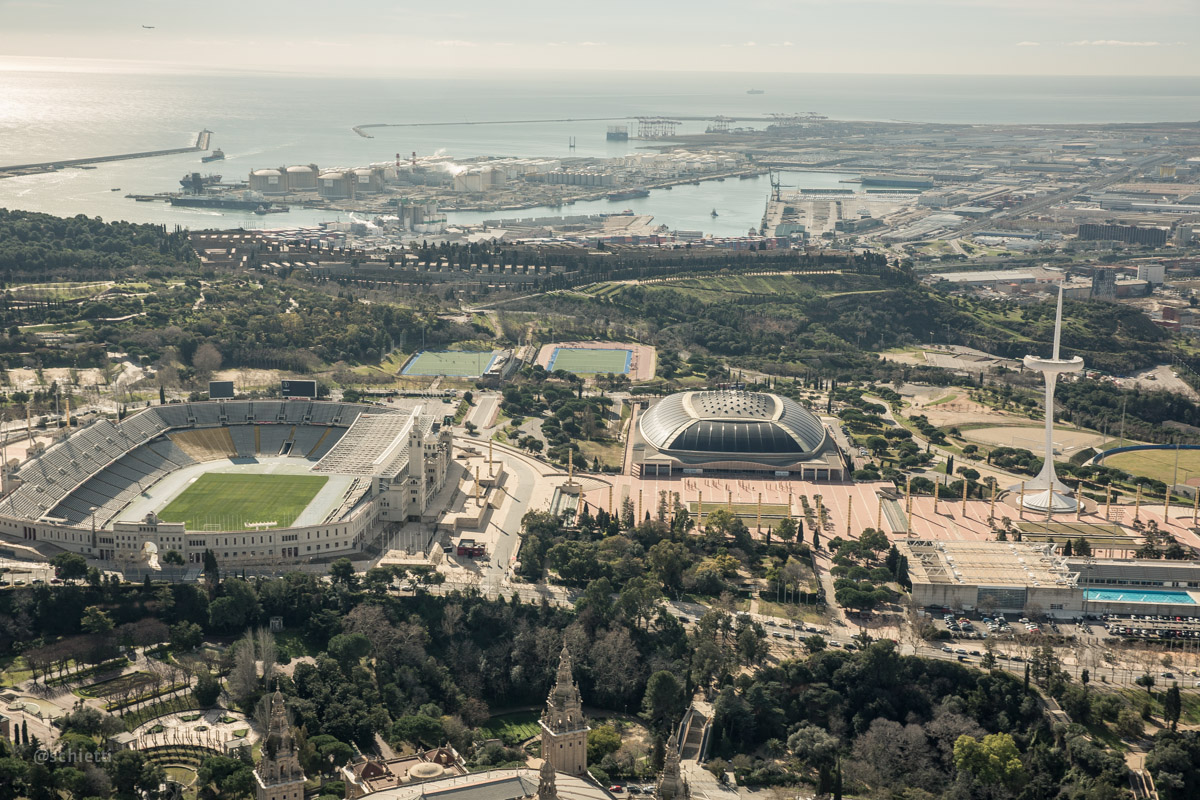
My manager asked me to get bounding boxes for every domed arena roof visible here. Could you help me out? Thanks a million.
[639,390,826,455]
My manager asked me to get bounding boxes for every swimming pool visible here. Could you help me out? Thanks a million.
[1085,589,1196,605]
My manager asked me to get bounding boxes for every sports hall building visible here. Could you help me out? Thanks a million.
[631,390,845,479]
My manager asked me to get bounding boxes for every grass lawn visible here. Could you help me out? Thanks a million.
[927,393,959,407]
[158,473,327,530]
[79,671,154,698]
[755,599,827,622]
[577,439,624,469]
[163,765,197,786]
[0,656,32,686]
[689,502,792,517]
[1103,449,1200,486]
[478,711,542,745]
[1117,688,1200,726]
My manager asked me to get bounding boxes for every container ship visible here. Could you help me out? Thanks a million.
[169,195,288,212]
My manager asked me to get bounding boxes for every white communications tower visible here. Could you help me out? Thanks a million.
[1012,286,1084,513]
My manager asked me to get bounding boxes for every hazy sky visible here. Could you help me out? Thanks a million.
[1,0,1197,76]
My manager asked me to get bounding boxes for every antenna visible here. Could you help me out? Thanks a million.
[1052,285,1064,361]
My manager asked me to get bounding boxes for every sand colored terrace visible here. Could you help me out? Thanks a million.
[577,473,1200,553]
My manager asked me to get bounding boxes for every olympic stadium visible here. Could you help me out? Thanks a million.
[630,390,846,478]
[0,400,453,568]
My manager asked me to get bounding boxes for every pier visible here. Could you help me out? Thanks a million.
[0,130,212,179]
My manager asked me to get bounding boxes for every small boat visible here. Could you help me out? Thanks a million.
[747,89,765,95]
[110,187,120,191]
[711,208,719,217]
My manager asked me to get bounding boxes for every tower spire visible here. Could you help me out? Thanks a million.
[537,759,559,800]
[540,637,589,776]
[1052,285,1064,361]
[657,727,690,800]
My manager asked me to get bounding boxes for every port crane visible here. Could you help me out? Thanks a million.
[634,117,681,139]
[768,169,794,201]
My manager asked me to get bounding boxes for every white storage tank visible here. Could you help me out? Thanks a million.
[286,164,318,191]
[318,171,354,200]
[249,168,286,195]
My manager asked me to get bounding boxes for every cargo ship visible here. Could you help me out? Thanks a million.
[201,148,225,163]
[605,188,650,201]
[169,195,288,212]
[179,172,223,191]
[747,89,765,95]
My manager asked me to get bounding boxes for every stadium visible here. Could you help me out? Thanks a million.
[0,400,453,568]
[631,390,846,478]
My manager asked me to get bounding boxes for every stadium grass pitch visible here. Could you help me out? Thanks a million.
[158,473,328,530]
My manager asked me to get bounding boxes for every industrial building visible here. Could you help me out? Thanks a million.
[631,390,845,479]
[1078,223,1169,247]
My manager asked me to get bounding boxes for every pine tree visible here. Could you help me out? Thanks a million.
[1165,684,1182,731]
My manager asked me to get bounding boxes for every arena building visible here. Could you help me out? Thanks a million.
[0,400,452,568]
[631,390,845,479]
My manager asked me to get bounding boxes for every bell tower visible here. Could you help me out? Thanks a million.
[255,690,307,800]
[539,641,589,776]
[656,729,690,800]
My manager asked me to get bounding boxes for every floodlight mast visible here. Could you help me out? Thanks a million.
[1010,286,1084,513]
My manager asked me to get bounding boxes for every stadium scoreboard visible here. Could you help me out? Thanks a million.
[208,380,235,399]
[281,379,318,399]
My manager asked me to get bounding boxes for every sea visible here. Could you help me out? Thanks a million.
[2,67,1199,237]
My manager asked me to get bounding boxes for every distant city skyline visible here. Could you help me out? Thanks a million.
[1,0,1197,76]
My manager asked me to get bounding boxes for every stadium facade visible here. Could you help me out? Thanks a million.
[0,401,452,567]
[631,390,845,478]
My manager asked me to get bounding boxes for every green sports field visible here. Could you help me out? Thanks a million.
[1104,449,1200,486]
[548,347,632,374]
[402,350,499,377]
[158,473,328,531]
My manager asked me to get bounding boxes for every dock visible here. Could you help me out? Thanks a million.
[0,130,212,179]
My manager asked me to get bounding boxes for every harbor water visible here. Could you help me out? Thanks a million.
[2,67,1198,233]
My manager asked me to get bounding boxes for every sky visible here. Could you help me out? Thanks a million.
[0,0,1197,76]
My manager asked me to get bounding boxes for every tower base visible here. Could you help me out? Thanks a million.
[1020,489,1078,514]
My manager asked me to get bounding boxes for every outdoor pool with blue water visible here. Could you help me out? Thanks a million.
[1084,589,1196,605]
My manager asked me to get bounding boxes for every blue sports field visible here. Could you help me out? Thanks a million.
[547,347,632,375]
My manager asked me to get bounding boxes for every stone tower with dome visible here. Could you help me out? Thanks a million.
[539,642,589,776]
